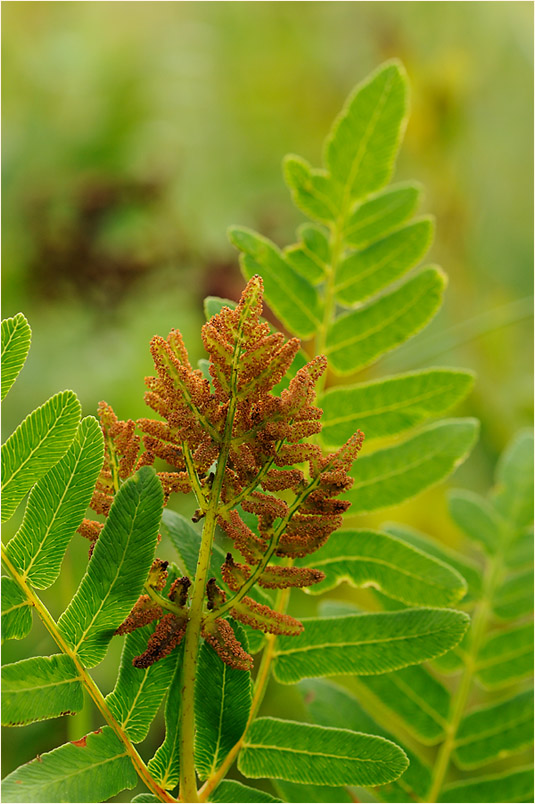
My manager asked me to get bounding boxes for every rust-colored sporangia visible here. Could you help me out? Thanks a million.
[99,275,363,671]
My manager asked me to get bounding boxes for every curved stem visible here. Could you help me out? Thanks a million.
[1,545,175,804]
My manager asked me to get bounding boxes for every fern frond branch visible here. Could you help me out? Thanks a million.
[0,545,176,804]
[182,440,209,510]
[218,440,285,515]
[197,585,291,803]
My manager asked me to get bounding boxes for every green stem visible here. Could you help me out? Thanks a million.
[427,552,502,802]
[1,546,175,804]
[315,218,345,396]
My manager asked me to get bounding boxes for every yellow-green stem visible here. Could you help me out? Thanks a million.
[427,553,502,802]
[1,545,175,804]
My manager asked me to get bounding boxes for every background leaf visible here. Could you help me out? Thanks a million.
[209,780,282,803]
[147,643,184,790]
[1,578,32,642]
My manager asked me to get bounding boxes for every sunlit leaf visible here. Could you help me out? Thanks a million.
[1,313,31,401]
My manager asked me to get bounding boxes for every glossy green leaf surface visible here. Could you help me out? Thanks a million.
[106,623,178,744]
[273,609,469,683]
[239,717,408,788]
[195,622,252,780]
[1,313,31,401]
[320,369,474,447]
[1,578,32,642]
[348,418,479,513]
[2,654,82,727]
[2,390,81,523]
[298,529,466,606]
[148,644,184,789]
[343,182,421,248]
[1,727,137,803]
[58,467,163,667]
[6,417,104,589]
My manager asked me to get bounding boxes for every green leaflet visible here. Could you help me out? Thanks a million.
[283,155,339,224]
[348,418,479,513]
[437,766,534,803]
[448,489,505,556]
[209,780,282,803]
[325,267,446,375]
[476,623,534,689]
[491,430,534,529]
[342,182,422,248]
[382,522,483,604]
[334,217,434,305]
[1,390,81,523]
[274,779,353,803]
[58,467,163,668]
[506,525,534,570]
[273,609,469,684]
[354,666,451,745]
[1,313,31,401]
[453,690,533,769]
[1,726,137,803]
[5,417,104,589]
[1,654,82,727]
[194,622,252,780]
[239,717,409,788]
[106,622,178,743]
[1,577,32,642]
[229,226,322,339]
[325,60,408,202]
[320,368,474,447]
[285,223,329,284]
[299,679,432,802]
[131,797,159,803]
[492,567,533,620]
[297,529,466,607]
[147,642,184,790]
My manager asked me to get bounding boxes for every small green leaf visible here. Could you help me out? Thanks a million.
[320,369,474,447]
[229,226,322,339]
[274,779,353,803]
[326,267,446,374]
[453,690,533,769]
[348,418,479,513]
[283,155,339,224]
[210,780,282,803]
[437,766,534,803]
[5,417,104,589]
[448,489,505,556]
[239,717,408,787]
[195,622,252,780]
[1,313,31,401]
[2,390,81,523]
[106,623,178,743]
[476,623,534,689]
[1,726,137,803]
[343,182,422,248]
[148,643,184,789]
[335,218,434,305]
[382,522,482,604]
[491,430,534,529]
[299,679,432,802]
[273,608,469,684]
[58,467,163,668]
[325,60,409,202]
[354,666,451,744]
[285,224,329,285]
[492,567,533,620]
[298,529,467,607]
[1,578,32,642]
[1,655,82,727]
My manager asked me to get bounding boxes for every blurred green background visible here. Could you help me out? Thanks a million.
[2,1,533,799]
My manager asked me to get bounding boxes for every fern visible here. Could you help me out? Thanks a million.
[298,432,534,803]
[1,61,529,804]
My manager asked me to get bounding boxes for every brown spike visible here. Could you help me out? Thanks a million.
[258,565,325,589]
[168,576,191,607]
[202,618,253,671]
[115,595,162,636]
[132,613,187,668]
[231,596,304,636]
